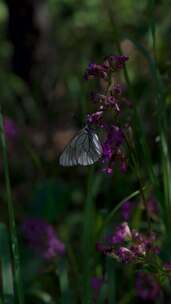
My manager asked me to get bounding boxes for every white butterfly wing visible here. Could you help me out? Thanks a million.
[59,133,81,166]
[78,129,102,166]
[59,127,102,167]
[91,132,103,155]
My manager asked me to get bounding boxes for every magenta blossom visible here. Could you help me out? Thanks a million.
[117,247,135,263]
[21,218,65,260]
[101,125,126,174]
[97,222,159,266]
[111,222,132,244]
[87,111,104,125]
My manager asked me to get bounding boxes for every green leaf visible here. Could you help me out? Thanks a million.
[58,260,73,304]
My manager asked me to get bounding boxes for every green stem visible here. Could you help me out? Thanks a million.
[0,223,14,304]
[0,106,24,304]
[149,0,156,61]
[67,246,82,302]
[82,170,103,304]
[97,186,148,238]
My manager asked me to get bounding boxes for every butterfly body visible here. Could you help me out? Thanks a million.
[59,125,102,166]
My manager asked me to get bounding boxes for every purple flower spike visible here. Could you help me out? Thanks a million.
[135,272,160,301]
[83,55,130,174]
[22,218,65,260]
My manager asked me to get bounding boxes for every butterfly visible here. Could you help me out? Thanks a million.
[59,125,102,166]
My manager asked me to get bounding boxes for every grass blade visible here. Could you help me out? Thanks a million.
[0,107,24,304]
[97,186,148,238]
[160,133,171,233]
[58,260,73,304]
[0,223,14,304]
[98,283,108,304]
[106,257,116,304]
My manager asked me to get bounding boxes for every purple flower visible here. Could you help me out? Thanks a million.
[103,166,113,175]
[121,200,133,220]
[102,142,113,162]
[135,272,160,301]
[105,96,120,112]
[111,222,132,244]
[131,243,146,256]
[84,63,109,80]
[21,218,65,260]
[163,262,171,272]
[97,220,159,267]
[117,247,134,263]
[107,125,124,147]
[4,117,18,141]
[100,124,127,176]
[87,111,104,125]
[132,230,144,242]
[108,55,129,70]
[131,230,159,257]
[111,84,123,96]
[102,126,124,168]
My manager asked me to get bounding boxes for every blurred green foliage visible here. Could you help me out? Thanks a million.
[0,0,171,303]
